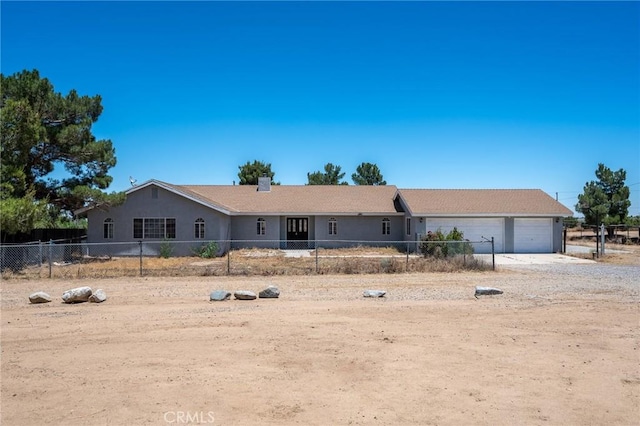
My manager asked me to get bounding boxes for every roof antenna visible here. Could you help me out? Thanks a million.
[129,176,137,186]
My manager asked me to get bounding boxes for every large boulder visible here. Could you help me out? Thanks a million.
[210,290,232,301]
[234,290,257,300]
[258,286,280,299]
[363,290,386,298]
[29,291,52,304]
[89,289,107,303]
[474,286,503,298]
[62,286,93,304]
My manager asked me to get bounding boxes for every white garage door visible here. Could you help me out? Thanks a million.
[514,218,552,253]
[424,218,504,254]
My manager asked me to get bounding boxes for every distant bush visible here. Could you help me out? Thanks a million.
[563,216,579,228]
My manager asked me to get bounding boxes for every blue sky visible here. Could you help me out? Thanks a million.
[2,1,639,216]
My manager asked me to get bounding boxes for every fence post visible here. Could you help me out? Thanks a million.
[39,242,43,267]
[139,241,143,276]
[406,242,409,272]
[48,239,53,278]
[315,245,319,274]
[491,237,495,271]
[227,250,231,275]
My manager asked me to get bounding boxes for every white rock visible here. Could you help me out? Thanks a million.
[363,290,386,298]
[474,286,503,298]
[62,286,92,303]
[89,289,107,303]
[234,290,257,300]
[29,291,52,304]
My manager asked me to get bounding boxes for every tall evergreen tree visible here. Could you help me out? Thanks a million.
[237,160,279,185]
[307,163,348,185]
[576,163,631,236]
[0,69,124,233]
[351,162,386,186]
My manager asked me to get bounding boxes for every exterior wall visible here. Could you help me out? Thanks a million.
[314,215,404,249]
[414,217,505,254]
[553,217,564,253]
[86,185,230,256]
[230,215,281,248]
[504,218,515,253]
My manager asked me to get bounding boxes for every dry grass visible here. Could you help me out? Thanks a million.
[565,230,640,266]
[1,246,491,280]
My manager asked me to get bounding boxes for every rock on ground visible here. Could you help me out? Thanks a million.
[363,290,386,298]
[89,289,107,303]
[259,286,280,299]
[62,286,93,304]
[210,290,232,301]
[475,286,503,298]
[234,290,257,300]
[29,292,52,304]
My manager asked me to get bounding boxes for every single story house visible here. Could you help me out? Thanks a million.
[80,177,572,255]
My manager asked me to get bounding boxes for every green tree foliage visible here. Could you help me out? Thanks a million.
[563,216,579,228]
[351,162,386,185]
[237,160,279,185]
[307,163,348,185]
[0,189,49,235]
[575,163,630,234]
[419,227,474,258]
[0,69,124,231]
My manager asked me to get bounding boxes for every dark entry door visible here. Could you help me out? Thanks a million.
[286,217,308,249]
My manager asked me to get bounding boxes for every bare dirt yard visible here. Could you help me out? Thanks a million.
[2,257,639,425]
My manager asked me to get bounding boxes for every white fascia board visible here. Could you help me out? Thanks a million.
[414,213,561,218]
[393,191,413,216]
[232,212,405,217]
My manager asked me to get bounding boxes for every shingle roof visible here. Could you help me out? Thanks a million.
[176,184,402,215]
[121,180,572,217]
[398,189,572,216]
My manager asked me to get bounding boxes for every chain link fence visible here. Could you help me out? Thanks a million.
[1,238,495,279]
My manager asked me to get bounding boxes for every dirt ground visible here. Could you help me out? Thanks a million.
[1,267,639,425]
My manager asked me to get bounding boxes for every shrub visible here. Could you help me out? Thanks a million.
[159,240,173,258]
[192,241,219,259]
[419,227,474,258]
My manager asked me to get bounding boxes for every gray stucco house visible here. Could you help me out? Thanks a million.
[81,177,572,255]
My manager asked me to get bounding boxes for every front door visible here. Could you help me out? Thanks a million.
[286,217,308,249]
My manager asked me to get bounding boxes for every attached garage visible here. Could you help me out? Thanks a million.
[514,218,553,253]
[424,218,504,253]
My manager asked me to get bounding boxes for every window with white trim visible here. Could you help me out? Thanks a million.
[382,218,391,235]
[133,218,176,239]
[257,218,266,235]
[194,218,205,239]
[329,217,337,235]
[103,218,114,239]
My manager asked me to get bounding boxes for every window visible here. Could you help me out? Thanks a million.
[406,217,411,236]
[382,218,391,235]
[257,218,266,235]
[194,218,205,239]
[103,218,114,239]
[133,218,176,239]
[329,217,337,235]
